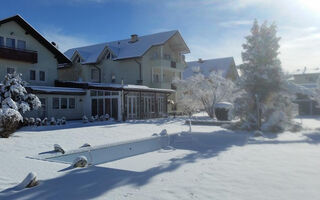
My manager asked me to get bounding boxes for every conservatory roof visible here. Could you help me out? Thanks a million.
[55,81,174,93]
[27,86,86,95]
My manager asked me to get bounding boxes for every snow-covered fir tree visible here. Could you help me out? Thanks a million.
[173,71,235,118]
[0,73,41,137]
[235,20,297,132]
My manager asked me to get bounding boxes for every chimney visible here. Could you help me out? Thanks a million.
[130,34,138,43]
[198,58,204,63]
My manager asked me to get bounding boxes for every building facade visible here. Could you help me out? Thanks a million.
[59,30,190,120]
[290,67,320,116]
[0,15,190,121]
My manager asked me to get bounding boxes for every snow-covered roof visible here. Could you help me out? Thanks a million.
[27,86,86,95]
[291,67,320,75]
[184,57,236,79]
[56,81,174,93]
[64,30,190,64]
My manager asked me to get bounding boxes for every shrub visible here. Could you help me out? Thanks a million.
[50,117,56,125]
[35,118,41,126]
[61,117,66,125]
[42,118,48,126]
[0,108,23,138]
[82,115,88,123]
[28,117,35,126]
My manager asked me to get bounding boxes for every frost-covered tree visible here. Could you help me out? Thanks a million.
[235,20,297,132]
[174,72,235,118]
[0,73,41,137]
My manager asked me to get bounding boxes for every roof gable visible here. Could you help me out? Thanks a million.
[0,15,71,64]
[184,57,237,79]
[64,30,190,64]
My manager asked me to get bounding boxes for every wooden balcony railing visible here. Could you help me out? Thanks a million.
[0,45,38,63]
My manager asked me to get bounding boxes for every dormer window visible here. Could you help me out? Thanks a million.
[106,52,113,60]
[106,52,111,60]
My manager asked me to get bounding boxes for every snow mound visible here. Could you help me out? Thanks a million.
[72,156,88,168]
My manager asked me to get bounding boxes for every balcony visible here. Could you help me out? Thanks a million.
[0,45,38,63]
[150,59,185,70]
[151,82,172,89]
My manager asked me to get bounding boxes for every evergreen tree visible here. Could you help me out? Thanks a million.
[0,73,41,137]
[235,20,294,132]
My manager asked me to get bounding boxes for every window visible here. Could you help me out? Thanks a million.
[69,98,75,109]
[30,70,36,80]
[90,90,97,96]
[17,40,26,49]
[7,67,15,74]
[6,38,15,48]
[39,71,45,81]
[61,98,67,109]
[98,91,104,96]
[52,98,60,109]
[0,36,4,46]
[76,56,81,63]
[91,68,99,82]
[106,52,111,60]
[153,73,160,83]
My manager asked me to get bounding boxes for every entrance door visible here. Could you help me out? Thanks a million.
[127,96,138,119]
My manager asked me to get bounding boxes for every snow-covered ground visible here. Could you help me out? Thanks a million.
[1,116,320,200]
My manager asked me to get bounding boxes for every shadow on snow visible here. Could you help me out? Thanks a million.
[0,130,248,200]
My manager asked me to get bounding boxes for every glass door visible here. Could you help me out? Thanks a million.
[127,96,138,119]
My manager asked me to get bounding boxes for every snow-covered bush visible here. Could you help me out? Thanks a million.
[42,117,48,126]
[61,117,66,125]
[23,117,29,126]
[82,115,88,123]
[234,20,298,132]
[28,117,35,126]
[89,116,95,122]
[99,115,105,121]
[0,73,41,137]
[35,118,41,126]
[0,109,23,137]
[105,114,110,120]
[50,117,56,125]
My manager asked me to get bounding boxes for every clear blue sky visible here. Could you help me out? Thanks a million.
[1,0,320,71]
